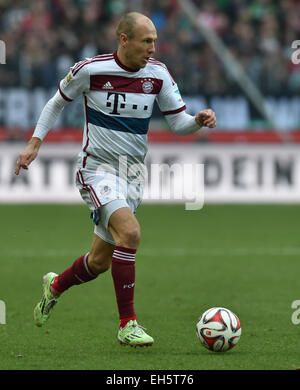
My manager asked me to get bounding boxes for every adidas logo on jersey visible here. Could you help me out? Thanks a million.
[102,81,114,89]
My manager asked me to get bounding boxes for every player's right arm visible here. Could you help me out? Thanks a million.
[14,61,90,175]
[15,91,68,175]
[15,136,42,175]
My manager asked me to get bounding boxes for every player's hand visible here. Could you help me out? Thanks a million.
[15,137,42,175]
[195,109,216,128]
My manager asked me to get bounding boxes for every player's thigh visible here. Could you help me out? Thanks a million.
[88,233,115,273]
[108,207,141,248]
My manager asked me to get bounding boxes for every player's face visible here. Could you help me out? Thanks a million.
[124,21,157,70]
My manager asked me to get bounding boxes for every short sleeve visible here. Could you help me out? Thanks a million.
[58,60,90,102]
[156,66,186,115]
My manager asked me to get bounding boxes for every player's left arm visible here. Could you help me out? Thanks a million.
[156,65,216,135]
[195,109,216,128]
[165,108,216,135]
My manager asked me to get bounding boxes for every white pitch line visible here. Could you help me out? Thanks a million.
[3,247,300,258]
[2,249,80,258]
[140,247,300,257]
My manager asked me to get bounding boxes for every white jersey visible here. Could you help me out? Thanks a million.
[58,52,186,170]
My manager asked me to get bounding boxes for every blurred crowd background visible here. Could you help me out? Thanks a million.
[1,0,300,94]
[0,0,300,135]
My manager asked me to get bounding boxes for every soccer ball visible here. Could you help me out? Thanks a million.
[196,307,241,352]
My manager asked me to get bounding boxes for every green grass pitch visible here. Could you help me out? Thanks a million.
[0,203,300,370]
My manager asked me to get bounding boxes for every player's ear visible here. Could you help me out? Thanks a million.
[119,33,128,48]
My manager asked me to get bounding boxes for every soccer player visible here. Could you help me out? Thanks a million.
[15,12,216,347]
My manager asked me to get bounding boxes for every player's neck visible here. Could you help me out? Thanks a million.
[115,49,140,72]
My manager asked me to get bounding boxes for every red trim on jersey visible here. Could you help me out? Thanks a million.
[89,186,102,208]
[148,59,176,84]
[82,95,89,168]
[148,58,166,67]
[72,55,114,76]
[113,51,140,73]
[72,60,89,74]
[93,53,114,59]
[90,75,163,94]
[58,83,73,102]
[77,170,102,208]
[162,105,186,116]
[72,59,90,75]
[76,171,97,207]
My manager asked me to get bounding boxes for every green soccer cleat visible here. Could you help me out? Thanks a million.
[117,320,154,347]
[34,272,59,327]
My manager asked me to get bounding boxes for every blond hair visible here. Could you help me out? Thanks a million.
[116,12,146,41]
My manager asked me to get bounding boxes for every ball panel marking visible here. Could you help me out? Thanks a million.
[196,307,241,352]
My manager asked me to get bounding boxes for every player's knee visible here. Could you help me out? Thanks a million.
[119,226,141,248]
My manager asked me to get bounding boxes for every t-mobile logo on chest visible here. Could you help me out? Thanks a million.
[106,92,148,115]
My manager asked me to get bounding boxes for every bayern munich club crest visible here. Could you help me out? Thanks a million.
[141,79,154,93]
